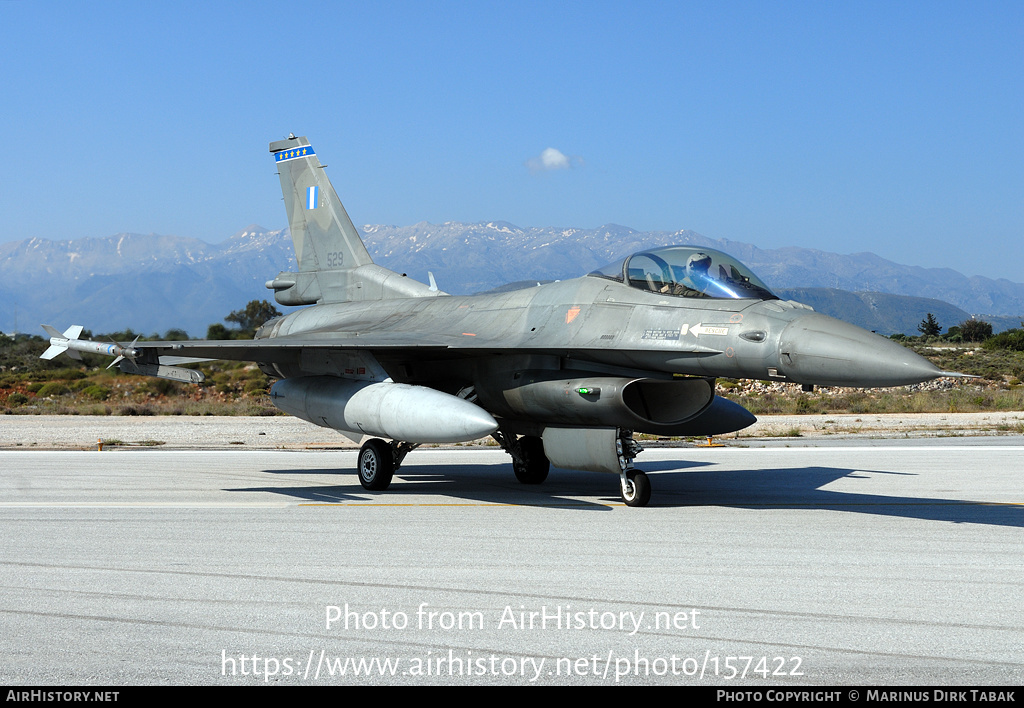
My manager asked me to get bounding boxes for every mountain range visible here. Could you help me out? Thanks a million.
[2,222,1021,337]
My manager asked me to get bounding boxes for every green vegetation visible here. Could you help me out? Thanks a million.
[918,313,942,336]
[896,317,1023,348]
[207,300,281,340]
[956,319,993,343]
[35,382,70,398]
[903,341,1024,381]
[723,385,1024,416]
[983,328,1024,352]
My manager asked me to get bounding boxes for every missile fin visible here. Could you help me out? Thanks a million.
[40,344,66,360]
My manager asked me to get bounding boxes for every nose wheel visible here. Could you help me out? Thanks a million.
[619,470,651,507]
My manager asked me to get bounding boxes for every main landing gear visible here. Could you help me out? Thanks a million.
[513,435,550,484]
[492,428,653,506]
[356,430,653,506]
[492,431,550,484]
[356,439,419,491]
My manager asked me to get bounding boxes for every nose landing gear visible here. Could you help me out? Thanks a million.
[619,469,651,507]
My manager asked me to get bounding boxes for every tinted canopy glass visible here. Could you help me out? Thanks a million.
[590,246,777,300]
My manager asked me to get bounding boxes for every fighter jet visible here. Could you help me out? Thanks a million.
[42,135,958,506]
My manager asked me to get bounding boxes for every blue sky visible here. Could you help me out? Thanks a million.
[2,1,1021,280]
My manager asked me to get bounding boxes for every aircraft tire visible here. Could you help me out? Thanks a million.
[513,436,549,484]
[621,471,651,507]
[358,438,394,491]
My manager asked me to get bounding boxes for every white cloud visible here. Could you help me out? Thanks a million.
[527,147,577,172]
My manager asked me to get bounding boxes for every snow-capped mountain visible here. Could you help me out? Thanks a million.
[2,222,1022,336]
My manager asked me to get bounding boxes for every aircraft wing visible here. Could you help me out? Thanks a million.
[132,334,456,366]
[132,332,723,366]
[41,325,722,382]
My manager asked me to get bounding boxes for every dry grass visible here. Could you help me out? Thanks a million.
[723,384,1024,416]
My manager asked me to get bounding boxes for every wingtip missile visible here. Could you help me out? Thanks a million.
[39,325,141,362]
[39,324,205,383]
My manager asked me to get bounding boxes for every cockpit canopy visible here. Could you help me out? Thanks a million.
[593,244,774,301]
[590,245,778,301]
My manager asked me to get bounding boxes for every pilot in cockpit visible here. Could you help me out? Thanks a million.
[681,251,714,295]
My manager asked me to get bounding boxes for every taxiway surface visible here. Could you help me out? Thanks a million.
[1,444,1021,685]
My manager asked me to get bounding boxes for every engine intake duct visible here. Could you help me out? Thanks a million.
[477,371,715,434]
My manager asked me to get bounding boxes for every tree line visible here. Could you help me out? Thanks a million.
[909,313,1024,351]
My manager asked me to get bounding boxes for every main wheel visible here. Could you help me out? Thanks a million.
[513,436,549,484]
[358,438,394,491]
[620,471,651,507]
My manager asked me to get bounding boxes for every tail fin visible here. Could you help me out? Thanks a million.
[270,135,372,272]
[40,324,83,360]
[266,135,442,305]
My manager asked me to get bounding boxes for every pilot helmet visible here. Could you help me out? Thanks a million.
[686,252,712,274]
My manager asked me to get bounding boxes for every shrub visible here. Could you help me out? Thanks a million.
[36,382,70,397]
[40,368,88,381]
[983,329,1024,352]
[137,378,180,396]
[244,379,269,394]
[81,385,112,401]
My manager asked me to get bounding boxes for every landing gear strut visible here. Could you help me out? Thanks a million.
[616,431,650,507]
[493,430,549,485]
[357,438,419,491]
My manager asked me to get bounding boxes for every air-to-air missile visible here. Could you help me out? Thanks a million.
[40,324,203,383]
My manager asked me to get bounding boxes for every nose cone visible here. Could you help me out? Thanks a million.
[778,313,943,387]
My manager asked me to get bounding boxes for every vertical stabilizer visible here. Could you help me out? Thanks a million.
[266,135,443,305]
[270,135,372,271]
